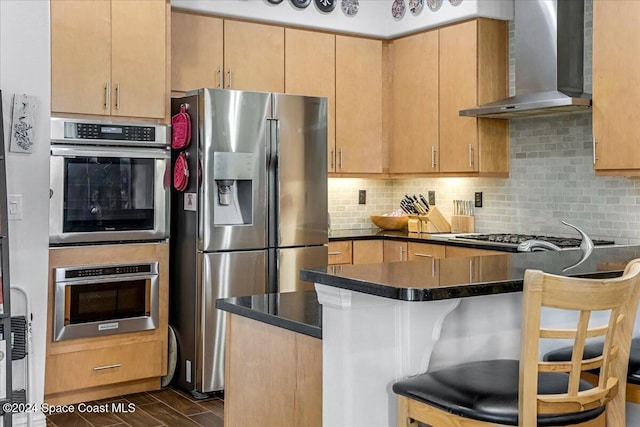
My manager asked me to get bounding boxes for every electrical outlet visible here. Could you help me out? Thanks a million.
[474,192,483,208]
[428,191,436,206]
[358,190,366,205]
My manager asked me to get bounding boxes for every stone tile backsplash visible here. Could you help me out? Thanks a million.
[329,0,640,245]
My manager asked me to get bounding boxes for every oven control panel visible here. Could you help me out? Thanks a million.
[50,118,169,147]
[55,262,158,281]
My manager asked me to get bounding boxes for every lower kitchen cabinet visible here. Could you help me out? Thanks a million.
[407,242,446,260]
[445,246,506,258]
[383,240,408,262]
[328,241,352,265]
[45,242,169,405]
[352,240,384,265]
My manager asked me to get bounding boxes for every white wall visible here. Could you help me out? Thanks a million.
[171,0,513,38]
[0,1,50,425]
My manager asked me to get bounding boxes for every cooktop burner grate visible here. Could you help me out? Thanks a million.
[457,233,615,248]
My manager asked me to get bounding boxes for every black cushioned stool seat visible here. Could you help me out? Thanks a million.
[544,337,640,385]
[392,359,605,426]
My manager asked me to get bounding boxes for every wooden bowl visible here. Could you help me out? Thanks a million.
[370,215,409,231]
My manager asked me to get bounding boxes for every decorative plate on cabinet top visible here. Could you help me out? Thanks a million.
[290,0,312,8]
[409,0,424,15]
[266,0,284,4]
[392,0,406,19]
[341,0,359,16]
[315,0,337,12]
[449,0,463,5]
[426,0,443,11]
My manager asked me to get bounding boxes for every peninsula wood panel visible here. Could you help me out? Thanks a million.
[285,28,336,173]
[224,20,284,93]
[592,0,640,174]
[352,240,384,264]
[111,0,166,119]
[171,11,223,92]
[51,0,112,116]
[225,314,321,427]
[390,30,439,174]
[335,35,383,173]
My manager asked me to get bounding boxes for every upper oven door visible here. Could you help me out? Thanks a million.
[49,145,170,245]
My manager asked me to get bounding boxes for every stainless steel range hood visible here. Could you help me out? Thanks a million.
[460,0,591,119]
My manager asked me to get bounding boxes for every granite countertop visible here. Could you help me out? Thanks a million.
[301,245,640,302]
[329,228,520,252]
[216,290,321,339]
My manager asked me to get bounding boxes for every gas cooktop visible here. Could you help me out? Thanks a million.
[447,233,616,249]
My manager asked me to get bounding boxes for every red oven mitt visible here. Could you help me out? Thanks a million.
[174,151,189,192]
[172,104,191,150]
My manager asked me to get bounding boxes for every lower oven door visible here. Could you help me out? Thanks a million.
[53,265,159,341]
[49,145,170,245]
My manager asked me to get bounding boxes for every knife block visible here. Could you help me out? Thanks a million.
[450,215,475,233]
[408,207,451,233]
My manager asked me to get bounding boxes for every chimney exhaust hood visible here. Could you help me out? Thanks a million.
[459,0,591,119]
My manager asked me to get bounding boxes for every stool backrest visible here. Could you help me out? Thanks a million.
[519,259,640,426]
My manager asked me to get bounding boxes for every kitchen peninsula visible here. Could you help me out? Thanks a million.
[297,245,640,427]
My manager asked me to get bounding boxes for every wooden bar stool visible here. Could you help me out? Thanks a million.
[393,259,640,427]
[545,337,640,404]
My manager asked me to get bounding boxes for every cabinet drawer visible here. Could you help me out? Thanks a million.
[407,242,445,260]
[45,340,162,395]
[328,241,352,265]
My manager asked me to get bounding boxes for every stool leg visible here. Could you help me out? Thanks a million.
[397,396,415,427]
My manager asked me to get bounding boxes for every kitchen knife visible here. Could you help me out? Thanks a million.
[419,194,430,212]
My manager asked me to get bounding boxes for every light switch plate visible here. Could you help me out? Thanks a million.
[7,194,23,220]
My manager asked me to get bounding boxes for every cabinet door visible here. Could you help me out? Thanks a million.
[328,241,352,265]
[224,20,284,93]
[51,0,112,116]
[390,31,439,173]
[383,241,407,263]
[111,0,167,119]
[285,29,336,174]
[445,246,506,258]
[593,0,640,173]
[352,240,383,265]
[407,242,445,260]
[335,36,383,173]
[171,11,224,93]
[439,20,479,173]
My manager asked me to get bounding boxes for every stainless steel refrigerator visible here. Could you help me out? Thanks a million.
[169,89,328,395]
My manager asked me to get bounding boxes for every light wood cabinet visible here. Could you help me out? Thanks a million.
[335,35,383,174]
[328,241,352,265]
[353,240,384,264]
[285,28,336,174]
[407,242,446,260]
[45,242,169,405]
[390,30,439,173]
[445,246,506,258]
[171,13,284,94]
[51,0,168,120]
[390,19,508,176]
[439,19,509,175]
[171,11,223,92]
[592,0,640,175]
[383,240,408,262]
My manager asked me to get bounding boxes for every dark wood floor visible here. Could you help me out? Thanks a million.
[45,387,224,427]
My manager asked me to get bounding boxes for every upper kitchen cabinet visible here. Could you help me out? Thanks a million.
[224,20,284,93]
[171,14,284,94]
[335,35,383,174]
[171,11,223,92]
[439,19,509,176]
[285,29,336,173]
[592,0,640,175]
[390,30,439,174]
[51,0,168,120]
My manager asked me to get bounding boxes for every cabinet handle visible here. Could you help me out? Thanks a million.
[328,252,343,256]
[593,137,598,165]
[115,83,120,110]
[431,146,437,169]
[104,82,110,110]
[414,253,433,258]
[469,259,473,283]
[399,246,405,261]
[339,148,343,170]
[468,144,474,168]
[93,363,122,371]
[217,66,222,88]
[226,68,232,88]
[330,149,335,169]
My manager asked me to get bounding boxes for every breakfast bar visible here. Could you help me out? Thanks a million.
[300,246,640,427]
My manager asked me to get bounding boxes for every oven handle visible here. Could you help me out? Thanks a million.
[51,145,170,159]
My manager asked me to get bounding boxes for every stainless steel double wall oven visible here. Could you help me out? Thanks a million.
[49,117,170,341]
